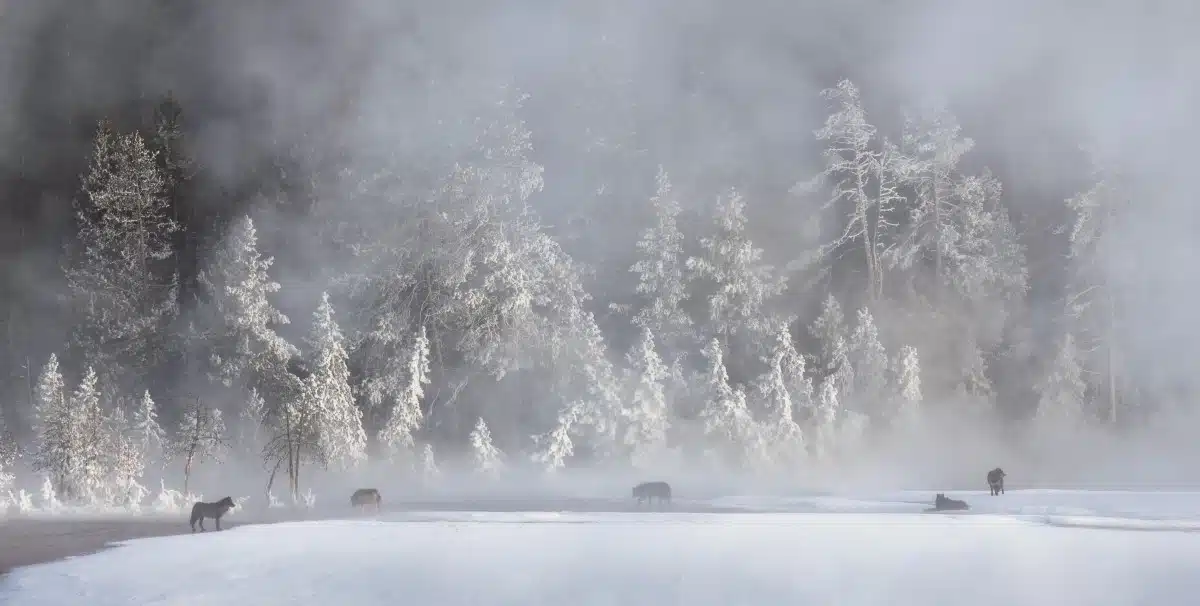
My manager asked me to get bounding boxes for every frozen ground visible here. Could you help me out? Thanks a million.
[3,489,1200,605]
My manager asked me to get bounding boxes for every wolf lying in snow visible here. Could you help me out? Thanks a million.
[190,497,236,532]
[632,481,672,508]
[933,493,969,511]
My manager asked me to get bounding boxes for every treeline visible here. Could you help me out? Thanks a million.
[0,77,1144,504]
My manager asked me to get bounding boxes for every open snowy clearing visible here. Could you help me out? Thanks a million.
[4,490,1200,605]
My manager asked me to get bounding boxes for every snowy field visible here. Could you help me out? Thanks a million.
[4,489,1200,605]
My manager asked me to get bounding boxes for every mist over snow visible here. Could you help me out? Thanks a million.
[0,0,1198,508]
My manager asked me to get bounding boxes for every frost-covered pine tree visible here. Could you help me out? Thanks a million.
[67,121,179,392]
[303,292,368,470]
[848,307,890,421]
[809,294,847,374]
[1035,333,1087,429]
[170,398,227,495]
[627,167,693,357]
[70,367,110,504]
[378,326,430,465]
[621,329,670,470]
[130,390,167,470]
[755,330,807,466]
[204,214,298,387]
[687,189,787,360]
[698,339,766,470]
[420,443,440,479]
[531,406,577,473]
[32,354,75,497]
[797,80,887,300]
[469,417,504,475]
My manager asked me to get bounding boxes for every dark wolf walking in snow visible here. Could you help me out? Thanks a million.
[350,488,382,513]
[190,497,236,532]
[987,468,1006,496]
[933,493,969,511]
[632,481,672,508]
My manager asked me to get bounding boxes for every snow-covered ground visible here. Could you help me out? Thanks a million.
[4,489,1200,605]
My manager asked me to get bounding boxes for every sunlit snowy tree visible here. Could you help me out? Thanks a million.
[621,329,670,469]
[754,330,807,466]
[130,390,167,470]
[378,326,431,465]
[32,354,74,497]
[848,307,890,421]
[698,339,765,470]
[894,345,922,424]
[531,405,577,472]
[469,417,504,474]
[303,292,368,470]
[626,167,693,357]
[67,121,179,393]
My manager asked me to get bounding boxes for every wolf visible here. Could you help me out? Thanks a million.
[632,481,672,508]
[351,488,382,512]
[934,493,969,511]
[190,496,236,532]
[987,468,1006,496]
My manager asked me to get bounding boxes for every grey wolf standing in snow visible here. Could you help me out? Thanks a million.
[632,481,672,508]
[350,488,382,513]
[190,497,236,532]
[934,493,969,511]
[987,468,1006,496]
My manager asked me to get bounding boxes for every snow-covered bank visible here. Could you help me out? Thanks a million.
[4,490,1200,605]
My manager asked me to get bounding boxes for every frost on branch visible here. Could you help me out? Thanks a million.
[170,398,227,496]
[894,345,922,426]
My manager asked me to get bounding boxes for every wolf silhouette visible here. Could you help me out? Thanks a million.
[987,468,1006,496]
[190,496,236,532]
[351,488,382,512]
[632,481,672,508]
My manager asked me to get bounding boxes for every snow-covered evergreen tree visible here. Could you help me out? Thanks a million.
[32,354,74,497]
[1035,333,1087,428]
[378,326,430,464]
[848,307,890,420]
[70,367,109,504]
[531,406,577,472]
[204,214,298,387]
[687,188,787,360]
[627,167,693,357]
[697,339,765,470]
[130,390,167,470]
[469,417,504,474]
[621,329,670,470]
[755,330,807,466]
[809,294,847,374]
[66,121,179,393]
[303,292,368,470]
